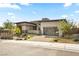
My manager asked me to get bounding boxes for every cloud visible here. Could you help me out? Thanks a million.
[0,3,21,10]
[32,11,37,15]
[7,12,16,21]
[0,0,30,5]
[0,0,31,10]
[70,14,74,17]
[8,12,15,16]
[75,3,79,6]
[64,3,72,7]
[0,3,31,10]
[0,0,30,3]
[11,15,16,20]
[20,3,31,6]
[0,0,27,3]
[61,15,68,18]
[75,10,79,13]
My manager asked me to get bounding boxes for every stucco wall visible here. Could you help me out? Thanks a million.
[17,23,36,31]
[28,30,39,34]
[22,25,31,31]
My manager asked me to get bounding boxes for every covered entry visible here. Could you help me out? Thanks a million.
[43,27,59,36]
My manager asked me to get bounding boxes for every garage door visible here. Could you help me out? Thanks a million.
[43,27,59,36]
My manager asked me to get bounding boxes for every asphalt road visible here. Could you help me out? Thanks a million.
[0,41,79,56]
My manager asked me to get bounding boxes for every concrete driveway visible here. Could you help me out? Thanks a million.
[0,40,79,56]
[29,36,50,42]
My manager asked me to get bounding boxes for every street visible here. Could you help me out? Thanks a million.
[0,40,79,56]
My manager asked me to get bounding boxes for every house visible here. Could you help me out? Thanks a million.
[15,18,67,37]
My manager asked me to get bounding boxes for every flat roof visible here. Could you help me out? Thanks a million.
[15,19,67,25]
[15,21,36,25]
[32,19,67,22]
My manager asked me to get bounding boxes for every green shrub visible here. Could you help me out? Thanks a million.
[74,39,79,42]
[13,26,21,36]
[49,38,60,42]
[53,39,58,42]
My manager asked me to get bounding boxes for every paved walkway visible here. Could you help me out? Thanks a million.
[0,40,79,56]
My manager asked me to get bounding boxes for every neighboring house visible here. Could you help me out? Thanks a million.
[15,18,67,37]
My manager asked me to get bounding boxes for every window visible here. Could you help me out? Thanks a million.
[33,26,37,30]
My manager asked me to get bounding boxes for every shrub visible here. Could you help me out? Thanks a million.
[13,26,21,36]
[53,39,58,42]
[25,35,33,40]
[24,36,28,40]
[49,38,60,42]
[74,39,79,42]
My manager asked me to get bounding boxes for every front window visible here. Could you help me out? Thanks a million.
[33,26,37,30]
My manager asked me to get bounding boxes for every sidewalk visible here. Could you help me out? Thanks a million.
[1,40,79,53]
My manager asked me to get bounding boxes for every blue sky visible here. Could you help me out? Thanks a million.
[0,3,79,26]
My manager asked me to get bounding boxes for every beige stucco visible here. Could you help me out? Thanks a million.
[28,30,39,34]
[17,23,36,31]
[22,26,34,30]
[22,26,29,31]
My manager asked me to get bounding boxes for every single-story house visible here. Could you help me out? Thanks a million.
[15,18,67,37]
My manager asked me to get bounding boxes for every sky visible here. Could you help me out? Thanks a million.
[0,3,79,26]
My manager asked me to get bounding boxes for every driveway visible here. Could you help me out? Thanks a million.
[0,40,79,56]
[29,36,50,42]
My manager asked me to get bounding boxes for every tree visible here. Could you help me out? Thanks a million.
[3,19,14,30]
[59,20,76,36]
[3,20,21,36]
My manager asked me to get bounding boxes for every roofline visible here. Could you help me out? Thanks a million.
[15,21,36,25]
[31,19,67,22]
[15,19,67,25]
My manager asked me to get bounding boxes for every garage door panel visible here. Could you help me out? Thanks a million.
[43,27,59,36]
